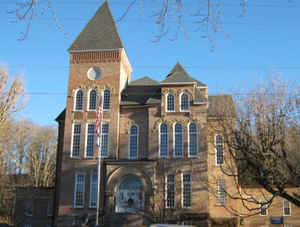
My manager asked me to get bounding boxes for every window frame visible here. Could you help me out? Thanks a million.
[128,124,139,159]
[216,179,226,206]
[181,172,192,209]
[166,93,175,112]
[74,89,84,111]
[89,171,98,208]
[283,200,291,216]
[71,123,81,158]
[99,122,109,158]
[215,134,224,165]
[165,174,176,209]
[188,122,198,157]
[159,123,169,158]
[85,123,95,158]
[179,92,190,112]
[24,200,33,216]
[173,122,184,158]
[74,172,85,209]
[87,89,97,111]
[259,201,267,216]
[103,89,111,111]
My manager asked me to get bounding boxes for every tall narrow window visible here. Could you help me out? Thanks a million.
[174,123,183,157]
[85,124,95,157]
[217,179,226,206]
[89,172,98,208]
[215,135,224,165]
[103,89,111,110]
[100,123,109,157]
[71,124,81,157]
[283,200,291,216]
[88,89,97,110]
[74,173,85,208]
[182,173,192,208]
[24,200,33,216]
[166,174,175,208]
[129,125,138,159]
[159,123,169,157]
[75,90,83,110]
[180,93,190,111]
[166,94,175,112]
[188,123,198,157]
[260,202,267,216]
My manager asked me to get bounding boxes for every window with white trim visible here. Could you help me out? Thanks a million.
[159,123,169,157]
[166,174,175,208]
[188,123,198,156]
[180,93,190,111]
[74,173,85,208]
[217,179,226,205]
[283,200,291,216]
[174,123,183,157]
[100,123,109,157]
[260,202,267,216]
[103,89,111,110]
[129,125,138,159]
[89,172,98,208]
[75,90,83,110]
[182,173,192,208]
[88,89,97,110]
[166,94,175,112]
[71,124,81,157]
[85,124,95,157]
[215,135,224,165]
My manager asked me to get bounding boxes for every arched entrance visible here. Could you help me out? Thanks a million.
[115,176,145,213]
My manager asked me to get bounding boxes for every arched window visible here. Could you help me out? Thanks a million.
[88,89,97,110]
[188,123,198,156]
[75,90,83,110]
[129,125,138,159]
[103,89,111,110]
[159,123,169,157]
[180,93,190,111]
[174,123,183,157]
[215,135,224,165]
[166,94,175,112]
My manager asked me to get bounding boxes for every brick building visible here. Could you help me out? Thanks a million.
[54,2,300,227]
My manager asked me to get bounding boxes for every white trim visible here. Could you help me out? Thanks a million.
[73,89,84,111]
[179,92,190,112]
[159,122,169,158]
[283,200,291,216]
[71,123,81,158]
[89,170,98,208]
[128,124,139,159]
[215,134,224,166]
[165,93,175,112]
[259,201,267,216]
[197,86,208,89]
[103,89,111,111]
[87,89,97,111]
[181,172,192,209]
[69,48,122,53]
[173,122,184,158]
[165,174,176,209]
[188,122,198,157]
[85,123,96,158]
[74,172,85,209]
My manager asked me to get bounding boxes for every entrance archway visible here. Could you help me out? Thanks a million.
[115,176,144,213]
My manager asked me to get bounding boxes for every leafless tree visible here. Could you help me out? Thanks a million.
[211,76,300,216]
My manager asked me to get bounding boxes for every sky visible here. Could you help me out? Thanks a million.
[0,0,299,126]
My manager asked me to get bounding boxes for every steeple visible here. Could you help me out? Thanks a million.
[69,1,124,52]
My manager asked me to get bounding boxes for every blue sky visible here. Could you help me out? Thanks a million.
[0,0,299,126]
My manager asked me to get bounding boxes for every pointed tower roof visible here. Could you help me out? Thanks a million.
[161,62,206,87]
[69,1,123,52]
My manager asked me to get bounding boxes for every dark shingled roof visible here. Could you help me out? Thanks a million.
[69,1,123,51]
[208,95,235,117]
[161,62,206,87]
[121,86,161,105]
[55,109,66,122]
[129,77,160,86]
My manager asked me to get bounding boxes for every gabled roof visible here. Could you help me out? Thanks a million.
[130,77,160,86]
[161,62,206,87]
[69,1,123,52]
[121,86,161,105]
